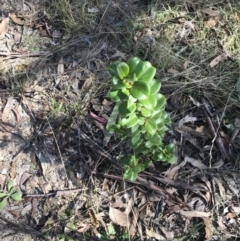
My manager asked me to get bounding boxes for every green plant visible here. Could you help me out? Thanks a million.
[107,57,176,181]
[0,180,22,209]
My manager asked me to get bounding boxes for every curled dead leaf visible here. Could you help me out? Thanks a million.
[9,13,25,25]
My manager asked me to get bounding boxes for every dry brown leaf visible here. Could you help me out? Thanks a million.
[9,13,25,25]
[0,17,9,38]
[202,217,213,241]
[183,60,188,70]
[201,8,220,17]
[9,162,16,179]
[124,197,134,215]
[160,227,174,240]
[178,114,197,128]
[205,17,219,28]
[2,96,18,124]
[210,53,228,68]
[189,95,201,107]
[129,207,139,236]
[177,210,211,218]
[185,156,208,169]
[109,206,129,227]
[167,68,179,74]
[146,228,166,240]
[214,177,225,199]
[163,157,188,179]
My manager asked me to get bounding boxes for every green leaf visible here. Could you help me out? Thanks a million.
[109,89,121,102]
[138,66,156,82]
[120,113,138,128]
[10,191,22,201]
[139,95,157,109]
[149,79,161,95]
[129,155,138,167]
[130,81,150,100]
[145,133,162,145]
[138,116,145,125]
[7,180,14,192]
[106,102,120,132]
[117,62,129,79]
[133,60,152,80]
[127,57,141,74]
[141,108,152,117]
[118,88,130,100]
[109,62,129,79]
[130,134,143,149]
[111,77,132,90]
[131,125,141,135]
[123,169,138,181]
[108,62,120,77]
[0,197,7,210]
[144,120,157,136]
[165,143,175,153]
[145,141,154,148]
[0,193,8,198]
[155,93,166,109]
[118,100,136,117]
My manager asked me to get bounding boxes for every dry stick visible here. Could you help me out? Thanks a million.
[203,108,230,161]
[24,188,87,198]
[0,51,51,58]
[79,132,188,205]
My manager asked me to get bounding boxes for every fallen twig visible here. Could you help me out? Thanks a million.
[24,188,87,198]
[0,51,51,58]
[202,98,230,161]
